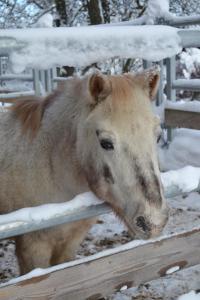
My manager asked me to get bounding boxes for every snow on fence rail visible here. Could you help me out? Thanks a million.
[109,14,200,27]
[0,25,182,72]
[0,166,200,240]
[0,27,200,73]
[0,17,200,102]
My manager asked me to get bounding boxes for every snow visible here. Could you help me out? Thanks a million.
[166,265,180,275]
[180,48,200,79]
[145,0,172,24]
[159,128,200,170]
[0,192,102,226]
[178,291,200,300]
[120,286,128,291]
[0,25,181,72]
[161,166,200,194]
[165,100,200,113]
[33,13,53,28]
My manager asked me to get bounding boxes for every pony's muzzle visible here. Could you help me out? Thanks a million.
[134,207,169,239]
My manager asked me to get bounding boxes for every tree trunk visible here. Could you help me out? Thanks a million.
[54,0,68,26]
[54,0,75,76]
[87,0,103,25]
[101,0,110,23]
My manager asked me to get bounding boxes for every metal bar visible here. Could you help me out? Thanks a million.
[0,91,35,99]
[0,203,111,240]
[53,76,70,82]
[166,56,176,101]
[172,79,200,91]
[166,56,176,142]
[44,69,52,93]
[143,60,152,69]
[32,69,41,96]
[39,70,45,94]
[156,60,164,106]
[169,15,200,27]
[50,68,54,91]
[0,175,199,240]
[178,29,200,48]
[0,58,2,77]
[0,74,32,81]
[52,68,58,89]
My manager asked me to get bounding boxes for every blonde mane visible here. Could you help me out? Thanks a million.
[10,90,61,136]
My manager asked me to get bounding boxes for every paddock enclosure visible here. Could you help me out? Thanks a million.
[0,12,200,300]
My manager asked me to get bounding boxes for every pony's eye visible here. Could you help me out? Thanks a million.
[100,139,114,151]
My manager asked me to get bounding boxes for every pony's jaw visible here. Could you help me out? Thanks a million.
[85,172,168,240]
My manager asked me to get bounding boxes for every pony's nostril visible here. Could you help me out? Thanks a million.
[136,216,149,232]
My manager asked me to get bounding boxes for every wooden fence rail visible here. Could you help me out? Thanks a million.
[0,227,199,300]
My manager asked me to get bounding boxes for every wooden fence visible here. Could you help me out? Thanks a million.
[0,227,199,300]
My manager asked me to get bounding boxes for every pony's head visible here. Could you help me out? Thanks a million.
[77,69,168,239]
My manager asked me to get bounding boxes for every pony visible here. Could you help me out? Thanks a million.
[0,68,168,275]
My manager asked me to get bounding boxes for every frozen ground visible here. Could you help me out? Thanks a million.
[0,128,199,299]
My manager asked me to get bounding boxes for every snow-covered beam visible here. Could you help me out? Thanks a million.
[0,166,199,240]
[0,26,199,72]
[116,14,200,27]
[0,25,181,72]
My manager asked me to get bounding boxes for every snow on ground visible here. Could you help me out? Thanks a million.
[159,128,200,171]
[0,25,181,72]
[178,291,200,300]
[165,99,200,113]
[161,166,200,195]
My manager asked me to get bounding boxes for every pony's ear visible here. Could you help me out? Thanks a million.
[136,67,160,101]
[89,73,111,105]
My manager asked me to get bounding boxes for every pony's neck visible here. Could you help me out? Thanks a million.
[43,79,82,144]
[41,78,90,198]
